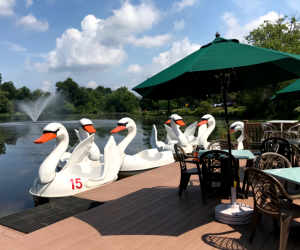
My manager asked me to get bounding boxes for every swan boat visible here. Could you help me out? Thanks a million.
[60,118,102,165]
[197,114,216,149]
[165,121,197,142]
[30,122,120,198]
[150,114,193,153]
[230,121,244,150]
[111,117,175,175]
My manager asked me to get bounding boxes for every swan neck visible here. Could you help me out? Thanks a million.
[38,131,69,184]
[171,120,188,146]
[117,124,136,157]
[199,119,215,147]
[79,126,89,140]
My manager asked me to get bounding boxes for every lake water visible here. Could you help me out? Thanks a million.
[0,113,237,217]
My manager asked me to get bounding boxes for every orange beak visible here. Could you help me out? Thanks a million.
[34,133,57,144]
[230,129,235,133]
[165,119,171,124]
[83,125,96,133]
[175,120,186,126]
[111,126,126,133]
[197,120,208,126]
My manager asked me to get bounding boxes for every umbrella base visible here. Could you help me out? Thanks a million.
[215,203,253,225]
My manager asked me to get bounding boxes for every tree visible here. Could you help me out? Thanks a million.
[0,81,17,100]
[16,86,31,100]
[55,78,79,103]
[0,89,14,114]
[244,14,300,54]
[31,89,44,100]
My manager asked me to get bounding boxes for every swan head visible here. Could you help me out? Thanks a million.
[197,114,214,126]
[110,117,135,133]
[230,121,244,133]
[165,114,186,126]
[34,123,67,144]
[79,118,96,133]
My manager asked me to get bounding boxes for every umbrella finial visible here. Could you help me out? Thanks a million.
[216,31,220,37]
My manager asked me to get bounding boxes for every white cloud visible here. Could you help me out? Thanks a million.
[174,19,185,30]
[0,0,15,16]
[35,0,170,72]
[86,81,98,89]
[23,57,32,69]
[5,42,27,51]
[15,14,49,32]
[286,0,300,10]
[171,0,198,12]
[231,0,263,13]
[221,11,281,42]
[143,37,200,77]
[41,80,51,92]
[127,64,143,73]
[127,34,172,48]
[25,0,32,8]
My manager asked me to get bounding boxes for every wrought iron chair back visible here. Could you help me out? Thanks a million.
[207,139,236,150]
[261,137,291,163]
[292,144,300,167]
[262,123,277,139]
[269,131,291,140]
[174,144,189,171]
[287,123,300,139]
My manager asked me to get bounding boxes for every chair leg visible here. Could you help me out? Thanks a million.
[179,175,185,196]
[249,209,260,242]
[183,174,191,190]
[279,215,293,250]
[273,218,279,235]
[198,175,205,204]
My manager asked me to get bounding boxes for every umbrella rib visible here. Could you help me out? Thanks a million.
[232,67,243,92]
[186,72,201,96]
[266,61,299,79]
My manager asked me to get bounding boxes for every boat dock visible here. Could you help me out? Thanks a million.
[1,160,300,250]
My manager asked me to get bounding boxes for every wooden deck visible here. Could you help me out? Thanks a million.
[1,160,300,250]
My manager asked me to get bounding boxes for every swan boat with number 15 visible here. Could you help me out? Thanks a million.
[30,122,121,198]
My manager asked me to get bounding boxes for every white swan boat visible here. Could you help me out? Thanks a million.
[111,117,174,175]
[30,122,120,198]
[150,114,193,153]
[230,121,244,150]
[165,121,198,142]
[197,114,216,149]
[60,118,102,165]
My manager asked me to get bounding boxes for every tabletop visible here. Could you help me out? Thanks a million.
[263,167,300,185]
[267,120,298,124]
[194,150,256,160]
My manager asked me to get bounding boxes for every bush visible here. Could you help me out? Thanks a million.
[178,107,192,116]
[233,103,239,108]
[194,107,205,116]
[294,107,300,117]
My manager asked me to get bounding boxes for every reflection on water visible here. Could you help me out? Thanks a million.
[0,113,236,217]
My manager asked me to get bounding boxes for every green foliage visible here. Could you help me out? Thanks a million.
[177,107,192,116]
[0,89,14,114]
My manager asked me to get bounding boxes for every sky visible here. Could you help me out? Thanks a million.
[0,0,299,94]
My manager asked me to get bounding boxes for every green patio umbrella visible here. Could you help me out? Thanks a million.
[270,79,300,100]
[133,32,300,225]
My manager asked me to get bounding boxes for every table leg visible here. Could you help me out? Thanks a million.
[281,123,283,131]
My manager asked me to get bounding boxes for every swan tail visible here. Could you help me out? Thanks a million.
[183,121,197,137]
[164,124,177,141]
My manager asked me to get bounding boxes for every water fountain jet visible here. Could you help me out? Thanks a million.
[19,94,55,122]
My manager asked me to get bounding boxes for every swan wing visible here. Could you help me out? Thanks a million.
[164,124,177,141]
[74,129,82,142]
[150,125,164,150]
[183,121,197,137]
[197,123,207,140]
[62,134,95,170]
[86,136,120,187]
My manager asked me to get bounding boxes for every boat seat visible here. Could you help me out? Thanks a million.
[133,149,164,161]
[62,163,104,179]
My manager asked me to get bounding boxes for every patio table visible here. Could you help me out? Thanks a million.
[263,167,300,185]
[267,120,298,132]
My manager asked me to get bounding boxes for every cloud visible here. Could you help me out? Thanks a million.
[285,0,300,10]
[25,0,32,8]
[15,14,49,32]
[86,81,98,89]
[221,11,281,42]
[4,42,27,51]
[0,0,15,16]
[23,57,32,69]
[41,80,51,92]
[127,64,143,73]
[171,0,198,12]
[127,34,172,48]
[231,0,264,13]
[34,0,170,72]
[174,19,185,30]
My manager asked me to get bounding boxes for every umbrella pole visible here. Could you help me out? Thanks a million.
[214,80,253,225]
